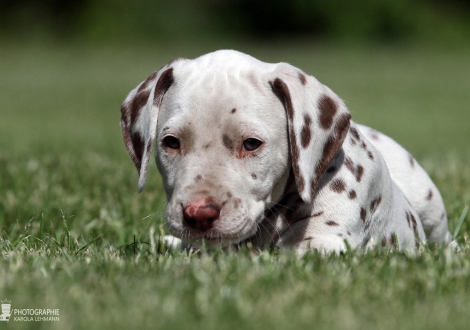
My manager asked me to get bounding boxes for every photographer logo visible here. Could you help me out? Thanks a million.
[0,300,11,323]
[0,299,59,323]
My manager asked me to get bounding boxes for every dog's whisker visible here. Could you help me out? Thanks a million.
[259,216,281,242]
[269,205,293,234]
[269,202,296,212]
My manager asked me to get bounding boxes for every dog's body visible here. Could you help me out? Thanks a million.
[121,50,454,253]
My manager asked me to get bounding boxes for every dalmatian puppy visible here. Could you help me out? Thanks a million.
[120,50,454,253]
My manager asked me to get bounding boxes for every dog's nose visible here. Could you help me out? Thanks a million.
[183,199,221,231]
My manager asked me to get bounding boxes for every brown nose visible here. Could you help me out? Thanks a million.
[183,199,221,231]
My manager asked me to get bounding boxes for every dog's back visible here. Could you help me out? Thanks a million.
[358,124,453,245]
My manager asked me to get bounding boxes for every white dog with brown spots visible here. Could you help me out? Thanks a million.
[120,50,455,254]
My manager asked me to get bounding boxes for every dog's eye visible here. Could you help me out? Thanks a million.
[243,138,263,151]
[163,136,180,149]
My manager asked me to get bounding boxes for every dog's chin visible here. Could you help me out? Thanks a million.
[169,224,258,248]
[190,236,242,249]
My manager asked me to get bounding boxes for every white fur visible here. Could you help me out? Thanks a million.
[121,50,454,254]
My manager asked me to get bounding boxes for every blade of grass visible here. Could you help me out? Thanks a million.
[75,235,102,255]
[453,205,469,239]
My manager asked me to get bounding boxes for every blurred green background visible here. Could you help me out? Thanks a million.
[1,0,470,44]
[0,0,469,160]
[1,0,469,236]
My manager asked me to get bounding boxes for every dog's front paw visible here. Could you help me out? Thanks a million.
[163,235,193,252]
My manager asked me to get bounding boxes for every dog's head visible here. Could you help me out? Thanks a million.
[121,50,351,247]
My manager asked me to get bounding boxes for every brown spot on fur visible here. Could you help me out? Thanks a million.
[337,233,344,238]
[347,231,351,236]
[222,134,235,151]
[330,179,346,193]
[381,236,387,247]
[360,207,366,222]
[304,237,314,241]
[291,131,305,193]
[120,102,131,126]
[270,79,294,121]
[195,175,202,183]
[300,113,312,148]
[406,212,411,228]
[313,211,324,217]
[410,212,418,235]
[131,90,151,125]
[146,140,152,155]
[356,166,364,182]
[325,221,339,226]
[348,190,357,199]
[299,72,307,85]
[153,68,174,107]
[251,173,257,179]
[350,127,360,141]
[364,222,371,231]
[350,137,357,145]
[270,78,304,194]
[231,108,237,114]
[314,113,351,182]
[343,157,364,182]
[138,71,158,93]
[426,189,433,200]
[121,101,142,171]
[334,114,351,136]
[318,95,338,130]
[203,142,212,149]
[370,132,379,140]
[360,141,374,160]
[390,233,397,248]
[409,154,415,168]
[130,131,145,170]
[344,157,355,173]
[370,196,382,213]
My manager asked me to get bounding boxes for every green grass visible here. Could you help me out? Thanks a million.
[1,41,470,329]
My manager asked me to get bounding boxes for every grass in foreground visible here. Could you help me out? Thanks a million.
[1,152,469,330]
[1,223,470,330]
[3,212,470,330]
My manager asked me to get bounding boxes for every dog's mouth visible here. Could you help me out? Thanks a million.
[169,220,257,246]
[177,230,249,246]
[195,234,239,245]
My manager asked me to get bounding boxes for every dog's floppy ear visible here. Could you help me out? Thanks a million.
[121,60,182,192]
[269,63,351,203]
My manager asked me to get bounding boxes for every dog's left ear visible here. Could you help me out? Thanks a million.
[120,59,183,192]
[269,63,351,203]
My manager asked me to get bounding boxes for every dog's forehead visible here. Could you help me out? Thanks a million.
[177,51,272,96]
[160,51,281,125]
[181,50,275,74]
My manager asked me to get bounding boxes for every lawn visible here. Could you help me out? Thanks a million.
[0,41,469,330]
